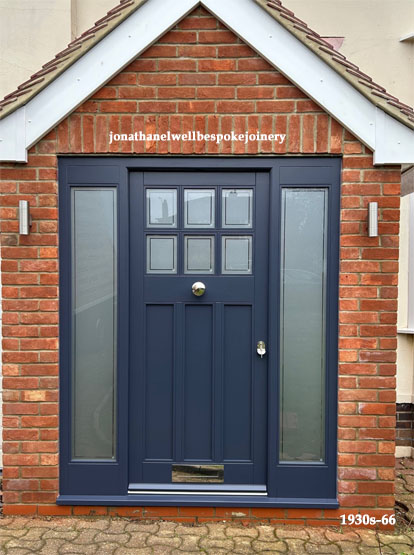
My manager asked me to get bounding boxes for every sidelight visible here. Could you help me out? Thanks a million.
[279,188,328,462]
[71,188,117,459]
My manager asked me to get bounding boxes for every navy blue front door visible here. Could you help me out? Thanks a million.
[129,171,269,491]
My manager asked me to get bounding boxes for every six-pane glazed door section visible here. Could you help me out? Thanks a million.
[129,171,269,491]
[145,187,254,276]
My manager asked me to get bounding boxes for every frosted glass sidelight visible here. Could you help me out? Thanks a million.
[146,189,177,228]
[222,189,253,228]
[184,189,215,228]
[71,188,117,459]
[222,236,252,274]
[184,236,215,274]
[147,236,177,274]
[279,189,328,462]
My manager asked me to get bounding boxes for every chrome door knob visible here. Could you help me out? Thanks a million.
[192,281,206,296]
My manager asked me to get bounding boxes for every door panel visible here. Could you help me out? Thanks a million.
[145,304,174,461]
[184,304,214,461]
[223,304,252,461]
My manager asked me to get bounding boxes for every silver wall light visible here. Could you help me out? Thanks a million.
[368,202,378,237]
[19,200,31,235]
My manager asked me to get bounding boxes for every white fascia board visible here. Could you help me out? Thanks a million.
[400,32,414,42]
[0,107,27,162]
[0,0,198,161]
[374,108,414,164]
[202,0,377,150]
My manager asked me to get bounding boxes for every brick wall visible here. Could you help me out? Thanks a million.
[0,7,400,524]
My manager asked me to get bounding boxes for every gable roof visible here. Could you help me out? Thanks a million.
[1,0,413,130]
[0,0,413,164]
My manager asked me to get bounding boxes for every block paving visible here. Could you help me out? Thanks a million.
[1,516,414,554]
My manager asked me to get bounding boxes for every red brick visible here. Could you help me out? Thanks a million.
[179,507,215,517]
[199,60,236,71]
[141,45,177,58]
[178,45,216,58]
[160,30,197,43]
[217,100,254,113]
[198,87,235,99]
[107,73,137,85]
[177,101,215,113]
[257,100,295,112]
[287,509,323,518]
[237,87,274,99]
[219,73,256,85]
[180,74,216,85]
[158,87,195,99]
[119,87,156,99]
[3,505,37,515]
[74,506,109,516]
[338,495,376,507]
[144,506,179,517]
[218,45,255,58]
[296,99,322,112]
[38,505,71,516]
[288,114,300,152]
[178,16,217,29]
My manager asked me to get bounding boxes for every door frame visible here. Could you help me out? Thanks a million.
[58,156,340,508]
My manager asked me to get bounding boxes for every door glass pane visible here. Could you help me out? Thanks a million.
[147,235,177,274]
[222,236,252,274]
[222,189,253,228]
[184,189,215,228]
[146,189,177,228]
[280,189,328,462]
[184,236,215,274]
[71,188,117,459]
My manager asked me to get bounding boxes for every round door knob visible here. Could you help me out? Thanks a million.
[192,281,206,297]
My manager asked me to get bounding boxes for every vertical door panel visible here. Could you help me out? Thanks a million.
[145,304,174,461]
[184,304,214,461]
[223,305,252,462]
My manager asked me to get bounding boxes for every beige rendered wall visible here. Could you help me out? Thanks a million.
[0,0,413,103]
[287,0,414,108]
[0,0,72,101]
[397,194,414,404]
[0,0,114,100]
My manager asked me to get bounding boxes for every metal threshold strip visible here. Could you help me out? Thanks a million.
[128,482,267,496]
[128,489,267,497]
[128,490,267,496]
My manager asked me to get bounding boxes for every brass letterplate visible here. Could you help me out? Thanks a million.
[172,464,224,483]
